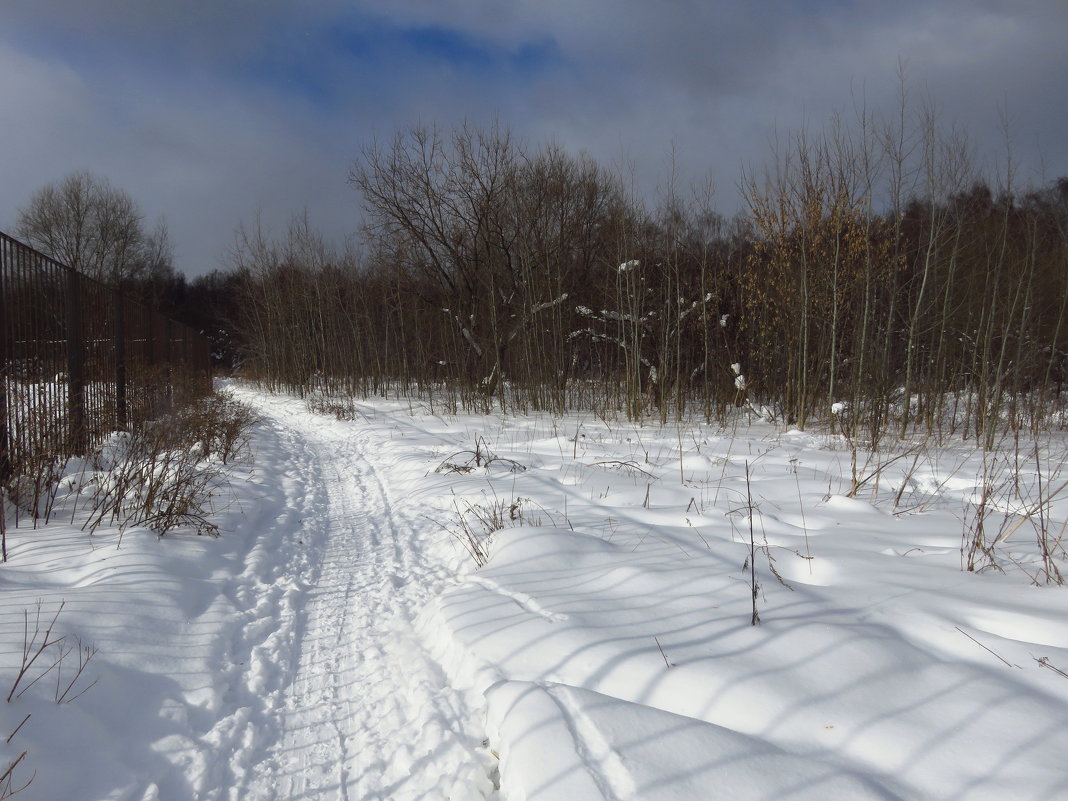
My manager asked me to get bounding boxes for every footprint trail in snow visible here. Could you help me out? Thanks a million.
[229,393,494,801]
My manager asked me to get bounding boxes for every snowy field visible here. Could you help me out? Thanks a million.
[1,384,1066,800]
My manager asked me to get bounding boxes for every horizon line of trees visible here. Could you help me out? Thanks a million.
[231,109,1068,445]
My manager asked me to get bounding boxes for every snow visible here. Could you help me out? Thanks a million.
[1,385,1066,800]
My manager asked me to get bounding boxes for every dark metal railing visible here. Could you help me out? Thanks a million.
[0,231,211,481]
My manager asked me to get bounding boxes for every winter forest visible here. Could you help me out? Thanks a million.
[194,114,1068,445]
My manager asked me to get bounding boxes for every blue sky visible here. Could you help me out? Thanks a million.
[2,1,1066,277]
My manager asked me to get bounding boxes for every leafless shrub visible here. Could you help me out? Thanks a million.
[174,392,259,465]
[5,455,69,530]
[2,601,98,800]
[6,602,65,703]
[961,435,1067,583]
[586,460,656,479]
[0,380,248,550]
[83,422,223,539]
[76,390,256,539]
[6,601,96,704]
[0,750,32,799]
[307,395,362,421]
[436,495,535,567]
[435,436,526,475]
[3,402,71,530]
[961,468,1003,575]
[727,462,793,625]
[52,636,98,704]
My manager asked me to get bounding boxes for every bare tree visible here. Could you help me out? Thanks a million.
[16,170,173,288]
[351,123,617,404]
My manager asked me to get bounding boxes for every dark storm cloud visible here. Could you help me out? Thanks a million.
[1,1,1065,276]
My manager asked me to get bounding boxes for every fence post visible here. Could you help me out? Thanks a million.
[0,240,9,483]
[114,287,127,430]
[67,269,85,453]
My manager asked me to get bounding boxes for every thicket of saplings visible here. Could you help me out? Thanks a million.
[1,379,257,555]
[232,109,1067,453]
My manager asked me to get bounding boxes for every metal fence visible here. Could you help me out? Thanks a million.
[0,231,211,481]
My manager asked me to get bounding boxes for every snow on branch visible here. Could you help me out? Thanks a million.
[443,307,485,357]
[677,293,714,324]
[462,328,484,357]
[568,328,655,372]
[530,293,568,315]
[576,305,650,326]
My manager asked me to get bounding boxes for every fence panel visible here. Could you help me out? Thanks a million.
[0,231,211,482]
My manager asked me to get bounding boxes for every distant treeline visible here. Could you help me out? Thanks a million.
[207,114,1066,442]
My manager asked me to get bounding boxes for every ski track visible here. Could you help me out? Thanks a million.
[222,395,493,801]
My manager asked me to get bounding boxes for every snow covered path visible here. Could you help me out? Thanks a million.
[227,393,494,801]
